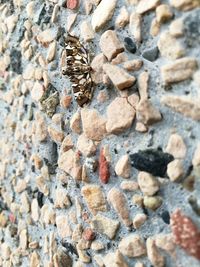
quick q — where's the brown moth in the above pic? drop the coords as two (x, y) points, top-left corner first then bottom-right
(61, 34), (93, 107)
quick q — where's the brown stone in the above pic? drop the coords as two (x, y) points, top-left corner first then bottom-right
(138, 71), (149, 100)
(91, 53), (107, 84)
(123, 59), (143, 71)
(70, 111), (82, 134)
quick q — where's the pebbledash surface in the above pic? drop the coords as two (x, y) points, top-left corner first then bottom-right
(0, 0), (200, 267)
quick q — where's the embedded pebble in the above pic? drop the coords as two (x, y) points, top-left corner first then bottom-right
(115, 6), (129, 29)
(124, 37), (137, 53)
(165, 133), (187, 159)
(156, 4), (173, 23)
(138, 71), (149, 100)
(123, 59), (143, 71)
(167, 159), (184, 181)
(143, 196), (163, 210)
(170, 0), (200, 11)
(119, 234), (146, 258)
(146, 237), (165, 267)
(142, 46), (159, 62)
(138, 171), (159, 196)
(120, 181), (139, 191)
(192, 143), (200, 166)
(133, 213), (147, 229)
(169, 18), (184, 37)
(103, 250), (129, 267)
(115, 154), (131, 178)
(136, 0), (160, 14)
(77, 134), (97, 157)
(129, 12), (142, 43)
(80, 20), (94, 42)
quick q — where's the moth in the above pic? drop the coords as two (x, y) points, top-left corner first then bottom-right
(61, 34), (93, 107)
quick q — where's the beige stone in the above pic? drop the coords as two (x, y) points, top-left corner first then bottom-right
(161, 95), (200, 120)
(91, 214), (119, 239)
(170, 0), (200, 11)
(77, 134), (97, 157)
(132, 194), (144, 207)
(56, 215), (72, 238)
(77, 248), (91, 263)
(115, 6), (129, 28)
(37, 28), (57, 47)
(120, 181), (139, 191)
(91, 0), (117, 31)
(84, 0), (93, 15)
(155, 234), (176, 255)
(119, 234), (146, 258)
(123, 59), (143, 71)
(192, 143), (200, 167)
(115, 155), (131, 178)
(31, 81), (44, 102)
(138, 71), (149, 100)
(58, 149), (82, 180)
(167, 159), (184, 181)
(156, 4), (173, 23)
(143, 196), (162, 210)
(136, 0), (160, 14)
(33, 112), (48, 142)
(60, 134), (73, 154)
(166, 133), (187, 159)
(54, 188), (71, 209)
(70, 111), (82, 134)
(30, 251), (40, 267)
(100, 30), (124, 61)
(104, 250), (129, 267)
(31, 198), (40, 222)
(91, 53), (107, 84)
(135, 263), (145, 267)
(158, 31), (185, 60)
(67, 13), (77, 32)
(47, 41), (56, 62)
(138, 171), (159, 196)
(40, 204), (56, 225)
(97, 90), (109, 103)
(135, 122), (148, 132)
(133, 213), (147, 229)
(150, 18), (161, 37)
(136, 99), (162, 125)
(91, 241), (105, 251)
(19, 229), (28, 250)
(169, 18), (184, 37)
(48, 126), (64, 143)
(146, 237), (165, 267)
(111, 52), (128, 65)
(1, 243), (11, 260)
(60, 95), (72, 108)
(106, 97), (136, 134)
(81, 184), (107, 215)
(81, 108), (107, 141)
(80, 20), (94, 42)
(161, 57), (197, 85)
(129, 11), (142, 42)
(108, 187), (131, 226)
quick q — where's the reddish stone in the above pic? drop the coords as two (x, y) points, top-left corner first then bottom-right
(60, 95), (72, 108)
(66, 0), (79, 9)
(99, 148), (110, 184)
(82, 228), (96, 241)
(9, 213), (15, 223)
(170, 209), (200, 260)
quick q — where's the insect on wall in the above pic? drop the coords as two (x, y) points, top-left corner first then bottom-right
(61, 34), (93, 107)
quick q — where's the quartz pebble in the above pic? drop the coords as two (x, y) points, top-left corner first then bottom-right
(144, 196), (162, 210)
(91, 0), (117, 32)
(103, 64), (135, 90)
(91, 213), (119, 239)
(165, 133), (187, 159)
(156, 4), (173, 23)
(70, 111), (82, 135)
(192, 143), (200, 166)
(80, 20), (94, 42)
(106, 97), (136, 134)
(108, 187), (131, 226)
(100, 30), (124, 61)
(115, 6), (129, 29)
(115, 155), (131, 178)
(167, 159), (184, 181)
(133, 213), (147, 229)
(119, 234), (146, 258)
(77, 134), (97, 157)
(169, 18), (184, 37)
(138, 171), (159, 196)
(37, 28), (57, 47)
(150, 18), (161, 37)
(146, 237), (165, 267)
(129, 12), (142, 43)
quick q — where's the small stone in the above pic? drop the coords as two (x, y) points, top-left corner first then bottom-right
(166, 133), (187, 159)
(54, 188), (71, 209)
(156, 4), (173, 23)
(91, 213), (119, 239)
(84, 0), (93, 15)
(77, 134), (97, 157)
(130, 149), (174, 177)
(53, 248), (73, 267)
(170, 0), (200, 11)
(192, 143), (200, 167)
(94, 255), (104, 267)
(160, 210), (170, 224)
(193, 70), (200, 87)
(115, 155), (131, 178)
(135, 263), (144, 267)
(58, 149), (82, 180)
(158, 31), (185, 60)
(135, 122), (148, 132)
(103, 250), (129, 267)
(170, 209), (200, 260)
(56, 215), (72, 238)
(161, 57), (197, 85)
(108, 187), (131, 226)
(67, 0), (79, 9)
(37, 28), (58, 47)
(124, 37), (137, 53)
(26, 1), (35, 17)
(161, 95), (200, 121)
(19, 229), (28, 250)
(146, 237), (165, 267)
(80, 20), (94, 42)
(67, 13), (77, 31)
(31, 81), (44, 102)
(155, 234), (176, 255)
(1, 243), (11, 260)
(70, 111), (82, 135)
(133, 213), (147, 229)
(129, 12), (142, 42)
(91, 0), (117, 31)
(81, 108), (107, 141)
(132, 194), (143, 207)
(48, 126), (64, 143)
(138, 71), (149, 100)
(51, 4), (59, 23)
(31, 198), (40, 222)
(99, 148), (110, 184)
(169, 18), (184, 37)
(60, 95), (72, 108)
(100, 30), (124, 61)
(81, 184), (107, 215)
(106, 97), (136, 134)
(123, 59), (143, 71)
(30, 251), (40, 267)
(91, 53), (107, 84)
(136, 0), (160, 14)
(97, 90), (109, 103)
(167, 159), (184, 181)
(150, 18), (161, 37)
(142, 47), (159, 62)
(143, 196), (162, 210)
(82, 228), (95, 241)
(119, 234), (146, 258)
(111, 52), (128, 65)
(115, 6), (129, 29)
(136, 99), (162, 125)
(91, 241), (105, 251)
(60, 134), (73, 154)
(138, 171), (159, 196)
(120, 181), (139, 191)
(47, 41), (56, 62)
